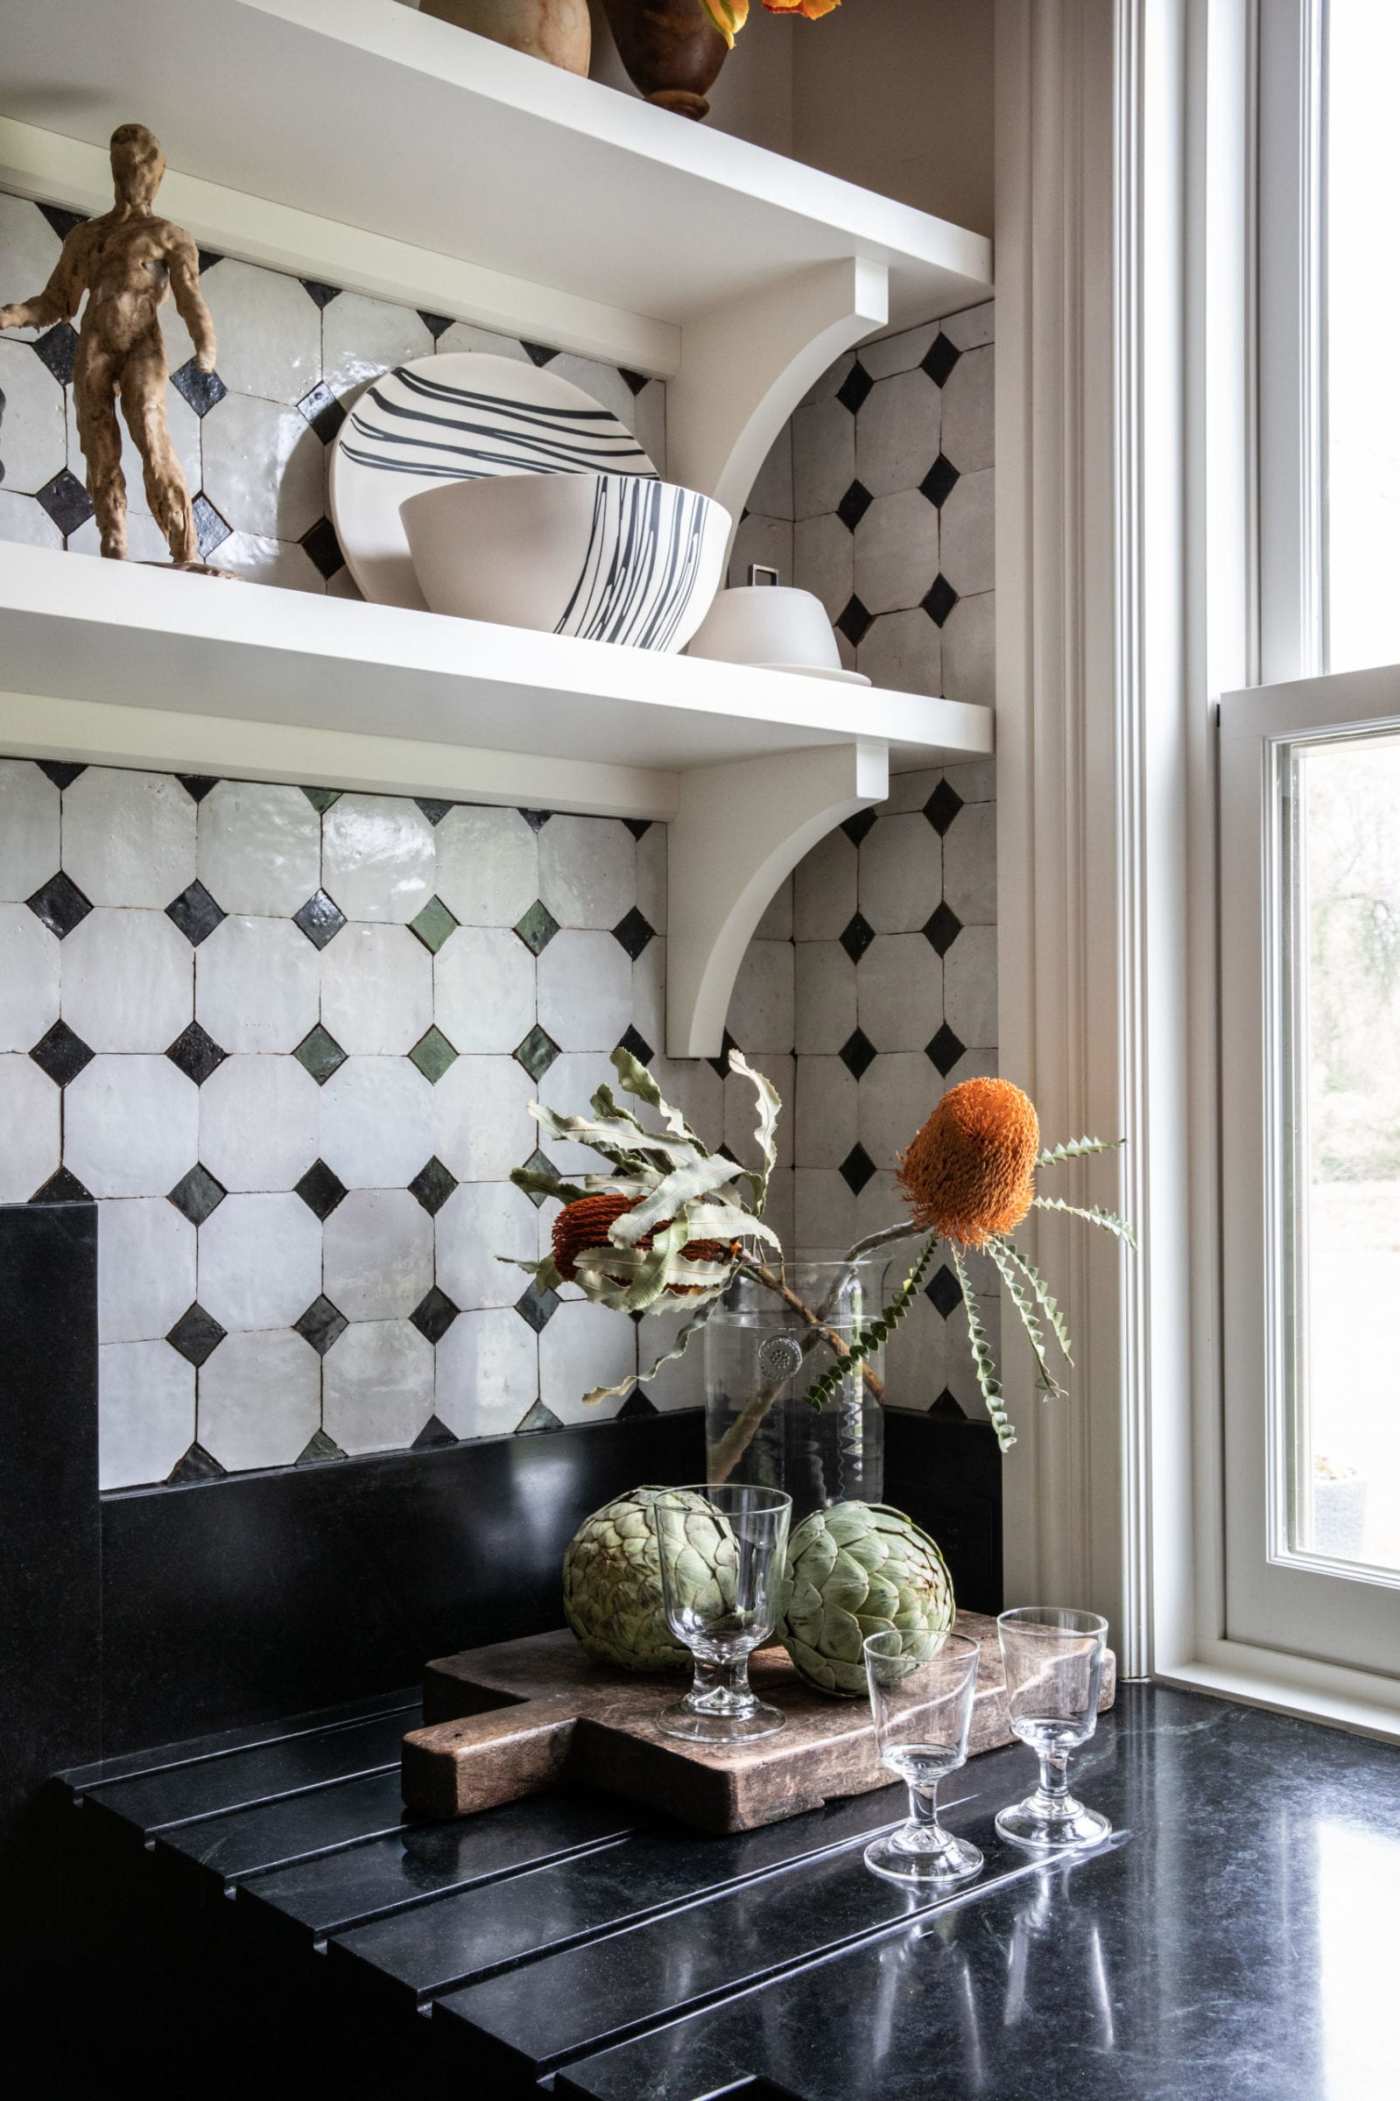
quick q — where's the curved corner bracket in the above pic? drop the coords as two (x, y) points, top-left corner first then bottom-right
(665, 740), (889, 1059)
(666, 257), (890, 554)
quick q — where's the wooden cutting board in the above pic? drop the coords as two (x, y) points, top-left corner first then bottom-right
(402, 1613), (1117, 1835)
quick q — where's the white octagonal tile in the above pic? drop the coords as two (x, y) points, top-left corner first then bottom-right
(538, 1299), (636, 1423)
(199, 1053), (320, 1192)
(64, 1054), (199, 1197)
(201, 390), (325, 542)
(197, 1191), (322, 1332)
(323, 1318), (435, 1455)
(98, 1197), (196, 1344)
(199, 1328), (321, 1471)
(435, 804), (538, 928)
(430, 1054), (537, 1184)
(324, 1187), (433, 1320)
(196, 915), (320, 1053)
(321, 922), (432, 1056)
(99, 1340), (194, 1491)
(318, 1055), (433, 1188)
(61, 907), (192, 1052)
(0, 904), (58, 1052)
(435, 1308), (538, 1439)
(436, 926), (535, 1055)
(0, 1054), (59, 1199)
(322, 794), (436, 925)
(0, 337), (68, 493)
(0, 759), (59, 902)
(197, 779), (322, 916)
(435, 1179), (538, 1311)
(62, 767), (196, 909)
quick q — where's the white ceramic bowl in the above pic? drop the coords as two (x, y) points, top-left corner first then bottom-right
(401, 473), (729, 651)
(686, 584), (856, 676)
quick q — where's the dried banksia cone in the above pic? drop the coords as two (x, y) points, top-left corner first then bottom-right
(897, 1078), (1040, 1248)
(551, 1192), (731, 1292)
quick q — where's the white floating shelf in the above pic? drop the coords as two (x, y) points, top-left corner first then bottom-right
(0, 547), (992, 1054)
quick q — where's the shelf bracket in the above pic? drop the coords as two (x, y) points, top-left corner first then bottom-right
(666, 739), (889, 1059)
(667, 257), (890, 545)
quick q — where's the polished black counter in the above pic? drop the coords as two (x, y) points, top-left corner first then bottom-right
(60, 1681), (1400, 2097)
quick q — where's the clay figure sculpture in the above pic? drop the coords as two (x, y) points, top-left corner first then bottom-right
(0, 124), (215, 564)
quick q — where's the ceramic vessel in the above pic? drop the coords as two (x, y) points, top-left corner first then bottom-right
(688, 583), (870, 683)
(600, 0), (729, 120)
(419, 0), (591, 73)
(401, 471), (730, 649)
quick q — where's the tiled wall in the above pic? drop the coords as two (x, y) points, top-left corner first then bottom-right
(0, 189), (665, 580)
(0, 192), (996, 1486)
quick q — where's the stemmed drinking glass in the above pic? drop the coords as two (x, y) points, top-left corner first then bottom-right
(995, 1606), (1111, 1850)
(653, 1484), (791, 1744)
(861, 1628), (984, 1888)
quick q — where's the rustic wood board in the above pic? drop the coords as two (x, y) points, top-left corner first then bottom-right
(402, 1613), (1117, 1835)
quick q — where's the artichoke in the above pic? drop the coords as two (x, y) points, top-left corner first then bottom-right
(778, 1501), (955, 1695)
(562, 1486), (726, 1672)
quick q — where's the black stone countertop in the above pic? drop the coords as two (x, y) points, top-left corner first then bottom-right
(61, 1682), (1400, 2097)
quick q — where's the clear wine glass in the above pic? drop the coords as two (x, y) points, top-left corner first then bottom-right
(653, 1483), (791, 1744)
(861, 1628), (984, 1888)
(995, 1606), (1111, 1850)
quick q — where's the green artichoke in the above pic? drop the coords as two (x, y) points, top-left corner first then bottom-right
(562, 1486), (724, 1672)
(778, 1501), (955, 1695)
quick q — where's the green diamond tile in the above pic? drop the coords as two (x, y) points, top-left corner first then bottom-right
(409, 1025), (459, 1084)
(301, 785), (342, 813)
(293, 1022), (348, 1086)
(514, 898), (560, 956)
(514, 1023), (560, 1082)
(409, 894), (459, 954)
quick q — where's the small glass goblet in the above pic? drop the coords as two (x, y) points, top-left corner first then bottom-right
(995, 1606), (1111, 1851)
(653, 1484), (792, 1744)
(862, 1628), (984, 1889)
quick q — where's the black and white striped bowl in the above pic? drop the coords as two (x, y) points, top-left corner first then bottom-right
(401, 472), (731, 652)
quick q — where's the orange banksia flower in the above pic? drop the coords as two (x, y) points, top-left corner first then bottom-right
(897, 1078), (1040, 1248)
(552, 1192), (732, 1292)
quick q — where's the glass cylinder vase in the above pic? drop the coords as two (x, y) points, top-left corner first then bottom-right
(703, 1256), (886, 1521)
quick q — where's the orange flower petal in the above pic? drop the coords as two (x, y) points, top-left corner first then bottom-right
(702, 0), (750, 45)
(897, 1078), (1041, 1248)
(763, 0), (843, 18)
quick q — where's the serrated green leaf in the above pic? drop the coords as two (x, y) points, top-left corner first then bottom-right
(509, 1165), (587, 1202)
(610, 1152), (748, 1247)
(1036, 1135), (1125, 1169)
(993, 1237), (1074, 1363)
(728, 1050), (780, 1214)
(949, 1243), (1017, 1452)
(581, 1294), (721, 1406)
(984, 1238), (1067, 1399)
(1033, 1195), (1139, 1250)
(610, 1046), (706, 1150)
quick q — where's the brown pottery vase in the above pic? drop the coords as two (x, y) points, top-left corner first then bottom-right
(420, 0), (592, 74)
(600, 0), (729, 121)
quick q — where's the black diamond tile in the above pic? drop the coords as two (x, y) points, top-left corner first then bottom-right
(922, 574), (959, 629)
(32, 322), (78, 386)
(415, 798), (454, 828)
(920, 453), (960, 509)
(516, 1146), (556, 1209)
(35, 468), (93, 537)
(300, 515), (344, 579)
(521, 341), (557, 368)
(518, 807), (553, 831)
(37, 202), (87, 241)
(171, 359), (227, 418)
(408, 1155), (457, 1217)
(923, 900), (963, 956)
(301, 785), (342, 813)
(618, 367), (650, 398)
(197, 248), (223, 276)
(611, 906), (655, 960)
(708, 1028), (738, 1079)
(926, 1265), (962, 1319)
(166, 1021), (227, 1086)
(515, 1283), (559, 1333)
(623, 817), (652, 840)
(36, 761), (85, 790)
(294, 1295), (348, 1356)
(839, 1143), (876, 1195)
(297, 380), (346, 444)
(292, 888), (346, 949)
(836, 478), (873, 532)
(300, 277), (341, 309)
(293, 1024), (348, 1086)
(842, 808), (878, 847)
(192, 492), (232, 560)
(839, 1027), (877, 1081)
(297, 1428), (345, 1465)
(835, 594), (873, 647)
(921, 333), (962, 388)
(514, 1024), (560, 1083)
(927, 1022), (966, 1077)
(516, 1401), (563, 1433)
(418, 310), (453, 341)
(929, 1386), (969, 1420)
(413, 1414), (459, 1450)
(513, 899), (559, 956)
(26, 870), (92, 940)
(176, 773), (218, 803)
(166, 879), (225, 947)
(839, 911), (876, 964)
(30, 1166), (92, 1204)
(168, 1163), (226, 1227)
(29, 1019), (93, 1087)
(924, 778), (965, 835)
(836, 359), (874, 415)
(410, 1286), (459, 1346)
(618, 1390), (658, 1419)
(294, 1158), (347, 1221)
(166, 1303), (226, 1368)
(167, 1442), (226, 1485)
(616, 1023), (653, 1067)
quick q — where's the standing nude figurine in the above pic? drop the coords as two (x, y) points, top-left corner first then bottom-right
(0, 123), (216, 564)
